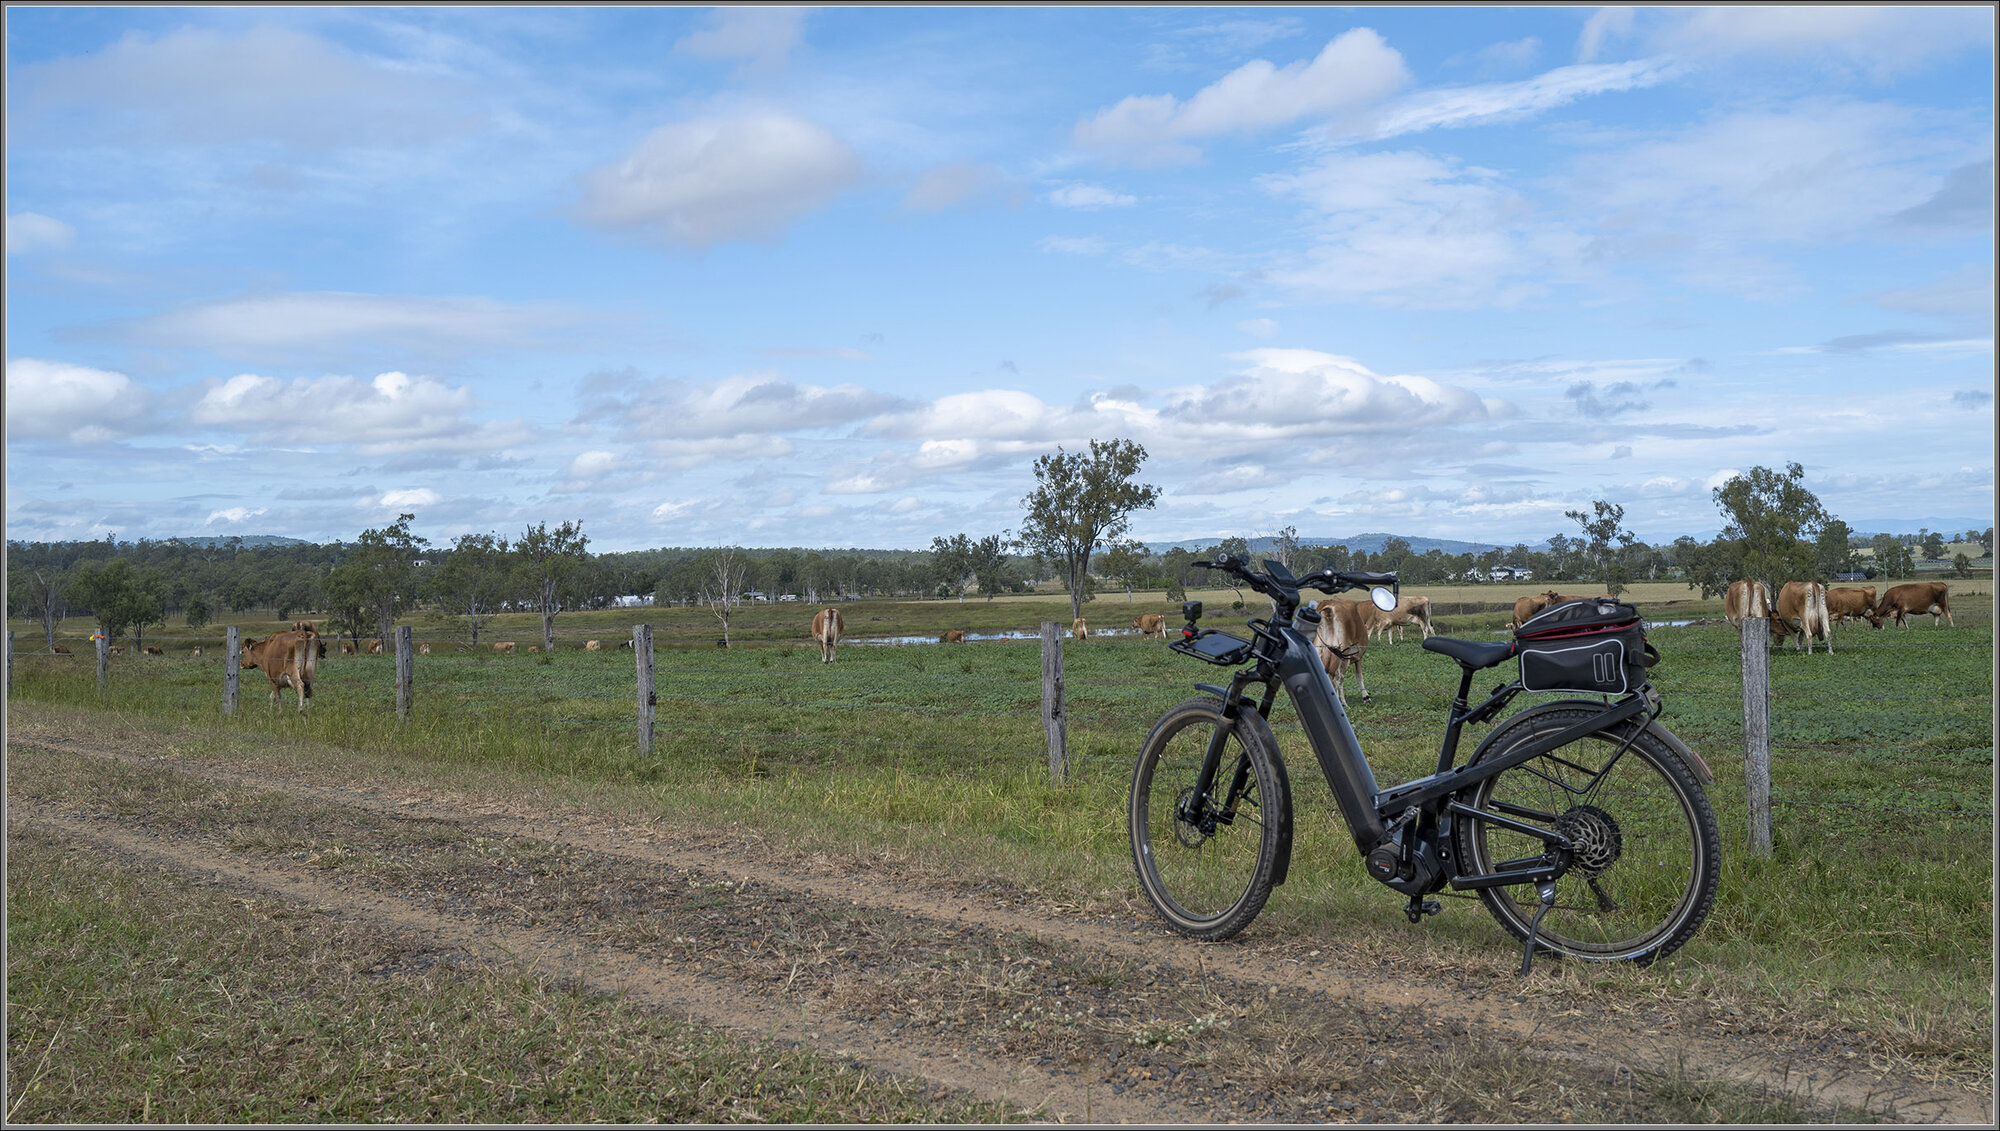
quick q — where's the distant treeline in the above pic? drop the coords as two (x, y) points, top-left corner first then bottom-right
(8, 520), (1990, 648)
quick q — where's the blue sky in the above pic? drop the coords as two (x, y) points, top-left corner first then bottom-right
(6, 5), (1993, 553)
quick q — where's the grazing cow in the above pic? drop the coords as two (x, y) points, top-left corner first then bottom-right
(368, 639), (384, 655)
(528, 645), (539, 653)
(940, 630), (968, 643)
(1312, 598), (1373, 708)
(51, 644), (71, 654)
(619, 639), (633, 650)
(1508, 590), (1563, 630)
(144, 645), (164, 655)
(1725, 579), (1773, 629)
(419, 643), (431, 655)
(494, 641), (517, 653)
(1367, 594), (1435, 643)
(1874, 581), (1954, 629)
(585, 640), (602, 652)
(189, 646), (203, 657)
(1826, 586), (1880, 627)
(340, 641), (356, 654)
(1133, 613), (1167, 639)
(1072, 617), (1089, 641)
(1770, 581), (1833, 653)
(811, 607), (844, 663)
(239, 621), (320, 713)
(109, 646), (124, 655)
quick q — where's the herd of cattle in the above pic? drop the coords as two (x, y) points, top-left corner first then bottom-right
(58, 579), (1961, 715)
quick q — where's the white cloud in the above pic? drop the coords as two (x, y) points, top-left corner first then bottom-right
(1046, 183), (1137, 209)
(381, 488), (440, 508)
(1647, 6), (1992, 78)
(5, 358), (150, 443)
(119, 291), (578, 358)
(190, 370), (535, 455)
(578, 111), (862, 250)
(12, 26), (472, 149)
(1168, 348), (1502, 440)
(1072, 29), (1409, 163)
(1354, 57), (1683, 141)
(1577, 7), (1636, 63)
(676, 6), (809, 70)
(204, 506), (268, 525)
(600, 372), (896, 441)
(6, 212), (75, 255)
(1260, 150), (1572, 308)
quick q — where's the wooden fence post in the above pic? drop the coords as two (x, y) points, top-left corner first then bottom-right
(1041, 622), (1068, 783)
(1741, 616), (1772, 858)
(395, 626), (414, 720)
(97, 634), (110, 698)
(634, 625), (655, 758)
(224, 626), (240, 715)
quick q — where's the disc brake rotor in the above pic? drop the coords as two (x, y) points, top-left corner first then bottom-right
(1172, 787), (1212, 847)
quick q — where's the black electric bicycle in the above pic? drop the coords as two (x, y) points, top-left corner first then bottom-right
(1128, 554), (1719, 972)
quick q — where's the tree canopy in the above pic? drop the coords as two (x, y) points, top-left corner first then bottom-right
(1016, 438), (1160, 622)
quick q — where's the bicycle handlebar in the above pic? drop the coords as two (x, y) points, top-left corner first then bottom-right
(1192, 553), (1398, 603)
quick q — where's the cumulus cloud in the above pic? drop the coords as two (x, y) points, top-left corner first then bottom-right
(1072, 29), (1409, 163)
(190, 370), (537, 455)
(1046, 183), (1137, 209)
(381, 488), (441, 508)
(578, 111), (862, 250)
(5, 358), (151, 443)
(11, 26), (473, 149)
(1166, 349), (1501, 440)
(6, 212), (75, 255)
(594, 372), (898, 442)
(205, 506), (267, 526)
(113, 291), (578, 359)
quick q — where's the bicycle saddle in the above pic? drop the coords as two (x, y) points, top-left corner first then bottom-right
(1421, 636), (1515, 670)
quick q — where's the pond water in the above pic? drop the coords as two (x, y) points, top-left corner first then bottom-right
(853, 627), (1144, 646)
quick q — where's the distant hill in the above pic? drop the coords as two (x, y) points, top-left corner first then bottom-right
(1147, 533), (1519, 556)
(166, 535), (313, 549)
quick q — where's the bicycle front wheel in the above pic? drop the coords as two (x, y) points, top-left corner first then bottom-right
(1129, 697), (1291, 940)
(1452, 706), (1719, 964)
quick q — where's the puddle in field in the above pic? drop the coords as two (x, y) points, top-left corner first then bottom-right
(855, 628), (1146, 646)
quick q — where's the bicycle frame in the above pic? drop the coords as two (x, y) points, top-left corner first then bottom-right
(1179, 571), (1657, 893)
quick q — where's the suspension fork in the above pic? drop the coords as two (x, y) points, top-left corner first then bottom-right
(1181, 668), (1268, 827)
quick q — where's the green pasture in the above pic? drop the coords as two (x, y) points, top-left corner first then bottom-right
(6, 590), (1992, 1080)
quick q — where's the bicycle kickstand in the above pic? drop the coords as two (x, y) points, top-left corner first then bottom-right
(1519, 880), (1558, 976)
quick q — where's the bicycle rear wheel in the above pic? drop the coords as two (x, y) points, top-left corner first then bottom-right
(1129, 697), (1290, 940)
(1452, 706), (1719, 964)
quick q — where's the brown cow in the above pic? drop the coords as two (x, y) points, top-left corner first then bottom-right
(340, 641), (357, 654)
(1508, 590), (1563, 629)
(1770, 581), (1833, 653)
(1367, 595), (1435, 642)
(1725, 579), (1773, 629)
(1826, 585), (1880, 627)
(1313, 598), (1373, 708)
(940, 630), (968, 643)
(1874, 581), (1954, 628)
(811, 608), (844, 663)
(143, 645), (164, 655)
(368, 639), (384, 655)
(1132, 613), (1167, 639)
(1071, 617), (1089, 641)
(585, 640), (602, 652)
(493, 641), (517, 653)
(239, 621), (320, 713)
(418, 643), (432, 655)
(189, 646), (203, 657)
(51, 644), (71, 654)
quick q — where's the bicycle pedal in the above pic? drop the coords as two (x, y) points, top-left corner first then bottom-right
(1402, 897), (1442, 923)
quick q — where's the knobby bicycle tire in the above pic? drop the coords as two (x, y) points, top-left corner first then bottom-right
(1129, 697), (1291, 940)
(1452, 705), (1719, 964)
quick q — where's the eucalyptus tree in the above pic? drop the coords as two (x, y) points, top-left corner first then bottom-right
(1018, 439), (1160, 623)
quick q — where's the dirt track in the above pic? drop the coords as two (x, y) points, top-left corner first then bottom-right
(7, 726), (1988, 1124)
